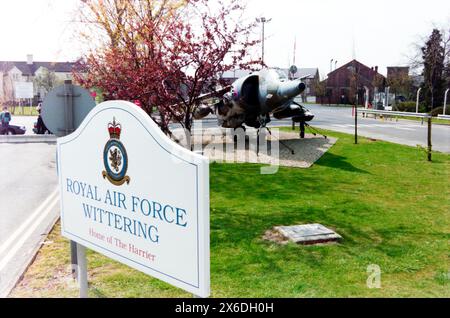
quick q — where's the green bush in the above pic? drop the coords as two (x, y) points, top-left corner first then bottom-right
(397, 101), (426, 113)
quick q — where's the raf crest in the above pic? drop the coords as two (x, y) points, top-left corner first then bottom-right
(102, 117), (130, 186)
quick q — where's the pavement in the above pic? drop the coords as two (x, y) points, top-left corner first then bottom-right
(0, 143), (59, 297)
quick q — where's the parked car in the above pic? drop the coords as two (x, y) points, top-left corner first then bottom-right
(395, 95), (407, 103)
(1, 124), (26, 135)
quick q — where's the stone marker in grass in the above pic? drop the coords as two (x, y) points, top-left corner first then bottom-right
(275, 224), (342, 245)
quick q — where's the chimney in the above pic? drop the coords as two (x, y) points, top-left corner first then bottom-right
(26, 54), (33, 65)
(375, 66), (378, 73)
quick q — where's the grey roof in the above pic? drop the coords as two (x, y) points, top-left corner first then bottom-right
(0, 61), (76, 75)
(275, 67), (319, 79)
(222, 68), (319, 80)
(221, 69), (253, 79)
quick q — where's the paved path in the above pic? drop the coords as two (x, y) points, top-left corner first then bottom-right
(0, 143), (59, 297)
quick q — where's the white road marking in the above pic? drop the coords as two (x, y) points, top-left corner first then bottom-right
(0, 188), (58, 257)
(0, 189), (59, 272)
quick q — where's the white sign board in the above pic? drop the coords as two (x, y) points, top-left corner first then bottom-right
(57, 101), (210, 297)
(14, 81), (34, 99)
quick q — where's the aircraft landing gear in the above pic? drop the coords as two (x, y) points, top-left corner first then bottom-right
(300, 121), (305, 139)
(304, 122), (328, 139)
(257, 126), (295, 155)
(233, 126), (247, 143)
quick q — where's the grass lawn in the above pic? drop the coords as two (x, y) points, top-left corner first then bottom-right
(10, 128), (449, 298)
(8, 106), (39, 116)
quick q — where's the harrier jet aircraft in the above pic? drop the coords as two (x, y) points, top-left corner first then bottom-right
(193, 69), (316, 139)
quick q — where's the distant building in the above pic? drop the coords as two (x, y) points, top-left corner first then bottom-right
(387, 66), (409, 80)
(0, 54), (76, 103)
(323, 59), (385, 105)
(276, 67), (320, 100)
(220, 69), (253, 84)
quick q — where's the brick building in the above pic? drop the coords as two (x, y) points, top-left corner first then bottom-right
(322, 59), (385, 105)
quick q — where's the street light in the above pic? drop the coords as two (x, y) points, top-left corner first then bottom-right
(256, 17), (272, 68)
(443, 88), (449, 115)
(416, 88), (422, 113)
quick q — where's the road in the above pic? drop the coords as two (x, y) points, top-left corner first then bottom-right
(0, 143), (59, 297)
(12, 105), (450, 153)
(195, 104), (450, 153)
(9, 116), (35, 135)
(298, 104), (450, 153)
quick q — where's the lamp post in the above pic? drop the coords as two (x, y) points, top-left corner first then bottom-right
(256, 17), (272, 68)
(416, 87), (422, 113)
(443, 88), (449, 115)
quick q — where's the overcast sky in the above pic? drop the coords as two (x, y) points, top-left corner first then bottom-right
(0, 0), (448, 78)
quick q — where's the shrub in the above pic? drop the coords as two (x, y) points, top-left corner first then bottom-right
(397, 101), (427, 113)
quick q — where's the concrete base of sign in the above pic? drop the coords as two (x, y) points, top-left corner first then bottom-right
(186, 129), (337, 168)
(273, 224), (342, 245)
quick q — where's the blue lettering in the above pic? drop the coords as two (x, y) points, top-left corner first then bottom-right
(86, 185), (94, 200)
(148, 226), (159, 243)
(82, 203), (93, 218)
(163, 205), (175, 224)
(105, 210), (113, 226)
(176, 208), (188, 227)
(140, 199), (151, 216)
(123, 216), (133, 234)
(117, 192), (127, 209)
(66, 178), (73, 193)
(80, 182), (86, 197)
(94, 186), (101, 202)
(152, 201), (163, 221)
(114, 213), (122, 230)
(138, 222), (147, 239)
(104, 190), (113, 206)
(72, 181), (80, 195)
(131, 196), (139, 212)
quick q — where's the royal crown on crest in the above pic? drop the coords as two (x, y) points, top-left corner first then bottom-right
(108, 117), (122, 139)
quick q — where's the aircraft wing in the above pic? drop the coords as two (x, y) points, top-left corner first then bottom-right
(191, 85), (232, 104)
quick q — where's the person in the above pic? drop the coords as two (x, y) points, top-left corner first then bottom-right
(0, 106), (12, 135)
(35, 104), (49, 134)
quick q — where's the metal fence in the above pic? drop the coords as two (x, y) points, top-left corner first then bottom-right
(358, 109), (431, 119)
(354, 108), (433, 161)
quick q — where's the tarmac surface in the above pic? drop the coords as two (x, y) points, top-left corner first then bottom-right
(196, 104), (450, 153)
(0, 143), (59, 297)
